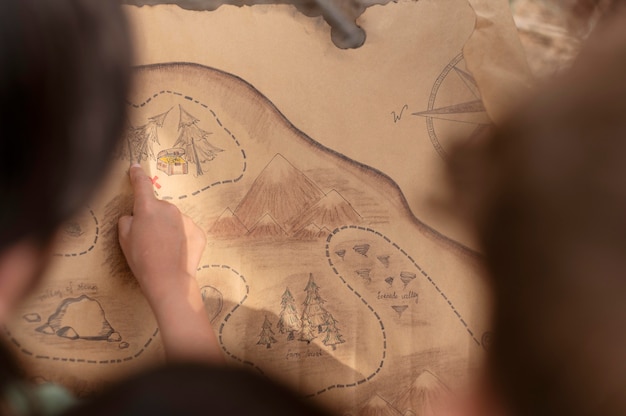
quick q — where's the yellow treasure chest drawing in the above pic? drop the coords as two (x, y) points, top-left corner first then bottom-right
(156, 148), (188, 176)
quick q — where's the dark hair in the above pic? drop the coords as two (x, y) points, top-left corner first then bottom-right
(0, 0), (132, 251)
(448, 7), (626, 416)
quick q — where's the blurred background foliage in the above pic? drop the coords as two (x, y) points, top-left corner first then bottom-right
(510, 0), (612, 77)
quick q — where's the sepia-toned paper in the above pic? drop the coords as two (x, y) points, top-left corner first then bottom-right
(4, 2), (530, 414)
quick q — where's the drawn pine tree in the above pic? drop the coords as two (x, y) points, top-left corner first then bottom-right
(116, 122), (136, 161)
(257, 315), (278, 349)
(277, 288), (301, 341)
(322, 313), (345, 351)
(299, 315), (316, 344)
(118, 109), (170, 162)
(174, 105), (223, 176)
(300, 274), (330, 336)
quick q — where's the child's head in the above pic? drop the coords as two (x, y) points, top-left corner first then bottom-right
(449, 6), (626, 416)
(0, 0), (131, 319)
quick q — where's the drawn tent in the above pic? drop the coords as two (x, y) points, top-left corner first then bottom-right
(3, 1), (531, 415)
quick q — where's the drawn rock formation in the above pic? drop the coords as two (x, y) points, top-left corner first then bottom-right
(36, 295), (120, 342)
(393, 370), (452, 415)
(234, 154), (325, 230)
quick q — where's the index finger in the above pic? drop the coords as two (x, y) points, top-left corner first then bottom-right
(129, 164), (157, 211)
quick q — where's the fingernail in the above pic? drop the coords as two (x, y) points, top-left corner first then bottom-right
(131, 163), (141, 169)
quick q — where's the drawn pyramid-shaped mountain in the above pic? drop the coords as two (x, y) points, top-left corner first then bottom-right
(234, 154), (324, 230)
(358, 394), (403, 416)
(318, 226), (332, 238)
(293, 223), (323, 240)
(210, 208), (248, 237)
(393, 370), (451, 415)
(290, 189), (361, 232)
(247, 213), (288, 238)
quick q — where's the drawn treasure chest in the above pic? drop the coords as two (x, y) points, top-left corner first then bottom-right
(156, 148), (188, 176)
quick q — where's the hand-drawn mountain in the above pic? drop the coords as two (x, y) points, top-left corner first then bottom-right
(393, 370), (451, 415)
(290, 189), (362, 232)
(234, 154), (325, 230)
(247, 213), (289, 238)
(358, 394), (403, 416)
(319, 226), (332, 237)
(292, 223), (333, 240)
(212, 153), (361, 240)
(210, 208), (249, 237)
(293, 223), (324, 240)
(36, 295), (121, 342)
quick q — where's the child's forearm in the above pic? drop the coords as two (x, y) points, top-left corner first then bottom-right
(150, 272), (224, 365)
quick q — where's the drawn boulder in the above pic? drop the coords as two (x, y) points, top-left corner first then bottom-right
(36, 295), (121, 342)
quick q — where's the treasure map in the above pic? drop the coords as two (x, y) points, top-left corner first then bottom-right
(4, 1), (531, 414)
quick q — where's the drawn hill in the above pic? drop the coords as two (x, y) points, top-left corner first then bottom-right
(358, 394), (403, 416)
(355, 371), (451, 416)
(234, 154), (324, 230)
(393, 371), (452, 415)
(247, 213), (288, 238)
(210, 208), (249, 237)
(289, 189), (362, 232)
(293, 223), (332, 240)
(211, 153), (363, 239)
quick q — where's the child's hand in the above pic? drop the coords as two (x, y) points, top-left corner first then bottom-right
(118, 164), (223, 364)
(118, 164), (205, 301)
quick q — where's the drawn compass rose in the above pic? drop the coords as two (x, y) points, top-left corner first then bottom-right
(413, 53), (492, 160)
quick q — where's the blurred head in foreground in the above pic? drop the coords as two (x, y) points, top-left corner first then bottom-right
(449, 4), (626, 416)
(0, 0), (131, 320)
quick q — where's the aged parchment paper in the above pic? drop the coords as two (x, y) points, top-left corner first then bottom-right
(4, 1), (530, 414)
